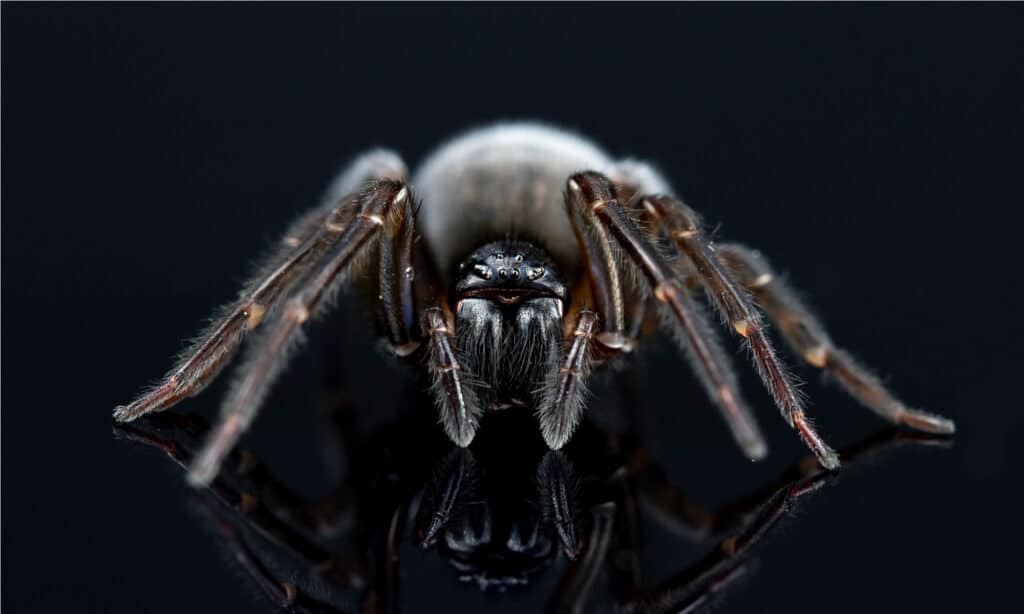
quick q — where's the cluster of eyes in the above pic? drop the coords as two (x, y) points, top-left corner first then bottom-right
(472, 253), (546, 281)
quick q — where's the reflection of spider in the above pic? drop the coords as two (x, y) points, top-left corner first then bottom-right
(117, 405), (948, 613)
(113, 123), (954, 486)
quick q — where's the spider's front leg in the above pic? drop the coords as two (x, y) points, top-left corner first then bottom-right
(113, 153), (407, 422)
(568, 172), (839, 470)
(189, 180), (411, 486)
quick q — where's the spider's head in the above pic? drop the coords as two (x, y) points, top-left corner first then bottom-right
(453, 241), (569, 310)
(452, 241), (568, 407)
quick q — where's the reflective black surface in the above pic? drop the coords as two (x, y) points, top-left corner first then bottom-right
(3, 4), (1022, 613)
(112, 402), (954, 614)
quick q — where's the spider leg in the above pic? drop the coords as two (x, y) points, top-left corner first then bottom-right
(567, 196), (627, 349)
(716, 243), (955, 434)
(538, 310), (599, 449)
(566, 174), (767, 461)
(638, 192), (841, 468)
(113, 155), (407, 423)
(570, 174), (837, 469)
(189, 180), (409, 486)
(379, 188), (420, 355)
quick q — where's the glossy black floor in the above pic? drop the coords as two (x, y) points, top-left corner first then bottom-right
(4, 4), (1021, 613)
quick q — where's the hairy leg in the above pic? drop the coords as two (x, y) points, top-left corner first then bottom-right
(717, 243), (955, 434)
(189, 181), (409, 486)
(561, 177), (770, 460)
(569, 173), (837, 469)
(113, 152), (406, 422)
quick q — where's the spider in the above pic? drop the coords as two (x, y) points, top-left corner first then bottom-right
(113, 122), (955, 487)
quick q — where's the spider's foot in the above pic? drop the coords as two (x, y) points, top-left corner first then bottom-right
(816, 449), (841, 471)
(793, 410), (841, 471)
(187, 453), (219, 488)
(112, 402), (143, 423)
(113, 380), (181, 422)
(898, 408), (956, 435)
(742, 438), (769, 462)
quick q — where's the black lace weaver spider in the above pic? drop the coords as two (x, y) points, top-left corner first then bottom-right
(113, 123), (954, 487)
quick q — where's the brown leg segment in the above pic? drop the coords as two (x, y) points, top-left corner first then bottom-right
(112, 195), (365, 423)
(565, 174), (765, 458)
(112, 156), (408, 423)
(717, 243), (955, 434)
(379, 194), (420, 356)
(567, 174), (769, 462)
(640, 194), (841, 468)
(569, 173), (838, 470)
(566, 196), (627, 349)
(189, 181), (409, 486)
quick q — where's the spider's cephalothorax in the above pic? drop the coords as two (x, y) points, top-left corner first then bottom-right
(113, 122), (955, 486)
(453, 241), (568, 411)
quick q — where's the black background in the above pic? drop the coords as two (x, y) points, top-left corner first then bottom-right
(4, 4), (1022, 613)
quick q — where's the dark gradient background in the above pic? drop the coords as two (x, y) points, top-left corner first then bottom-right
(3, 4), (1022, 613)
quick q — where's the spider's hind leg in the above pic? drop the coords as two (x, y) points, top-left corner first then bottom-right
(569, 174), (838, 469)
(716, 243), (955, 434)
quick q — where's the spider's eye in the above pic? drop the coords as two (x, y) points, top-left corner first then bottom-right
(498, 268), (508, 280)
(473, 264), (492, 280)
(509, 268), (520, 280)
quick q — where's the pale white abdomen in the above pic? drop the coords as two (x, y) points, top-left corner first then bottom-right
(413, 123), (617, 279)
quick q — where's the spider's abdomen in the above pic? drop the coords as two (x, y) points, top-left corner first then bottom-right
(413, 123), (614, 280)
